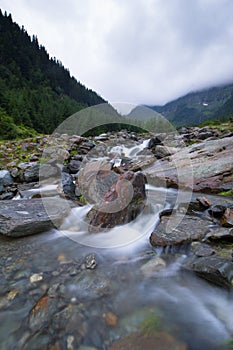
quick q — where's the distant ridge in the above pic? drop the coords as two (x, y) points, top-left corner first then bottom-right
(0, 10), (105, 134)
(149, 83), (233, 127)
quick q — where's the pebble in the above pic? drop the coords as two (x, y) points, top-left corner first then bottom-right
(29, 273), (43, 283)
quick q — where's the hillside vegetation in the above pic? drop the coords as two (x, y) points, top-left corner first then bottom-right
(150, 83), (233, 127)
(0, 10), (105, 138)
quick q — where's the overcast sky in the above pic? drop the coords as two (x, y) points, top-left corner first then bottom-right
(1, 0), (233, 105)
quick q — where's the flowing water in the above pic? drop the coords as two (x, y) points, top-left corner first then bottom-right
(0, 140), (233, 350)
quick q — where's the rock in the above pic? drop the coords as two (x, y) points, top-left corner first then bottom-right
(205, 227), (233, 242)
(220, 208), (233, 227)
(39, 164), (59, 179)
(23, 163), (40, 182)
(144, 136), (233, 193)
(154, 145), (176, 159)
(147, 136), (163, 149)
(95, 133), (109, 141)
(191, 242), (216, 257)
(140, 257), (166, 277)
(150, 215), (209, 247)
(0, 198), (70, 237)
(61, 172), (75, 198)
(30, 273), (43, 283)
(67, 160), (82, 174)
(87, 171), (146, 231)
(0, 170), (14, 191)
(0, 170), (17, 199)
(208, 205), (226, 218)
(65, 270), (111, 301)
(109, 331), (187, 350)
(78, 160), (118, 204)
(84, 253), (98, 270)
(103, 312), (118, 327)
(197, 131), (213, 140)
(29, 294), (58, 331)
(196, 196), (212, 208)
(80, 141), (95, 150)
(183, 255), (233, 288)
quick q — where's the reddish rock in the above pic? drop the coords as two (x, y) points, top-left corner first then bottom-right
(220, 208), (233, 227)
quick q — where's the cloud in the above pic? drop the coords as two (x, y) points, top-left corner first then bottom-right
(1, 0), (233, 105)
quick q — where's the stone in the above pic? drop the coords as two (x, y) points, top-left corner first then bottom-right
(87, 171), (146, 231)
(205, 227), (233, 242)
(208, 205), (226, 218)
(140, 257), (166, 277)
(29, 294), (58, 331)
(0, 170), (16, 199)
(183, 255), (233, 288)
(78, 159), (119, 204)
(23, 163), (40, 182)
(67, 160), (82, 174)
(196, 196), (212, 208)
(220, 208), (233, 227)
(39, 164), (59, 179)
(103, 312), (118, 327)
(30, 273), (43, 283)
(109, 331), (187, 350)
(65, 270), (112, 301)
(154, 145), (176, 159)
(150, 215), (210, 247)
(191, 242), (216, 257)
(84, 253), (98, 270)
(0, 198), (70, 237)
(61, 172), (75, 198)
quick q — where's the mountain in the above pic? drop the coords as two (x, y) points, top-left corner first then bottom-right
(149, 83), (233, 127)
(0, 10), (105, 138)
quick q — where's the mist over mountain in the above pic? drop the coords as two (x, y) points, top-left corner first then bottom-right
(149, 83), (233, 127)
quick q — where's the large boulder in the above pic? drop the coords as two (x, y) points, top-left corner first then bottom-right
(0, 198), (70, 237)
(86, 171), (146, 232)
(183, 255), (233, 288)
(0, 170), (17, 200)
(150, 214), (210, 247)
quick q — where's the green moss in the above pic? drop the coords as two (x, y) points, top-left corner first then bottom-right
(222, 338), (233, 349)
(140, 314), (160, 336)
(78, 195), (87, 205)
(217, 190), (233, 197)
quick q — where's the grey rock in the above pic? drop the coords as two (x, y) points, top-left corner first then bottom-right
(183, 255), (233, 288)
(150, 214), (210, 247)
(0, 170), (14, 193)
(23, 163), (40, 183)
(0, 198), (70, 237)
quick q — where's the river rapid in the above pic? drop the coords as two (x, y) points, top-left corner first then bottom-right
(0, 140), (232, 350)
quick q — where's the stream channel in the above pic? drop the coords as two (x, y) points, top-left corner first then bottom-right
(0, 139), (232, 350)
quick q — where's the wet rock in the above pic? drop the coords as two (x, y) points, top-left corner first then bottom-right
(29, 294), (58, 331)
(208, 205), (226, 218)
(61, 172), (75, 198)
(39, 164), (59, 179)
(109, 331), (187, 350)
(52, 305), (86, 343)
(144, 135), (233, 193)
(220, 208), (233, 227)
(0, 198), (70, 237)
(87, 171), (146, 231)
(103, 312), (118, 327)
(196, 196), (212, 208)
(67, 160), (82, 174)
(22, 162), (40, 182)
(183, 255), (233, 288)
(205, 227), (233, 242)
(78, 159), (119, 204)
(154, 145), (176, 159)
(140, 257), (166, 277)
(65, 270), (111, 301)
(147, 136), (163, 149)
(30, 273), (43, 283)
(0, 170), (17, 199)
(84, 253), (98, 270)
(191, 242), (216, 257)
(150, 215), (209, 247)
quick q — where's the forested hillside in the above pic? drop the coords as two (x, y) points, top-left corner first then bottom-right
(0, 10), (105, 138)
(150, 83), (233, 127)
